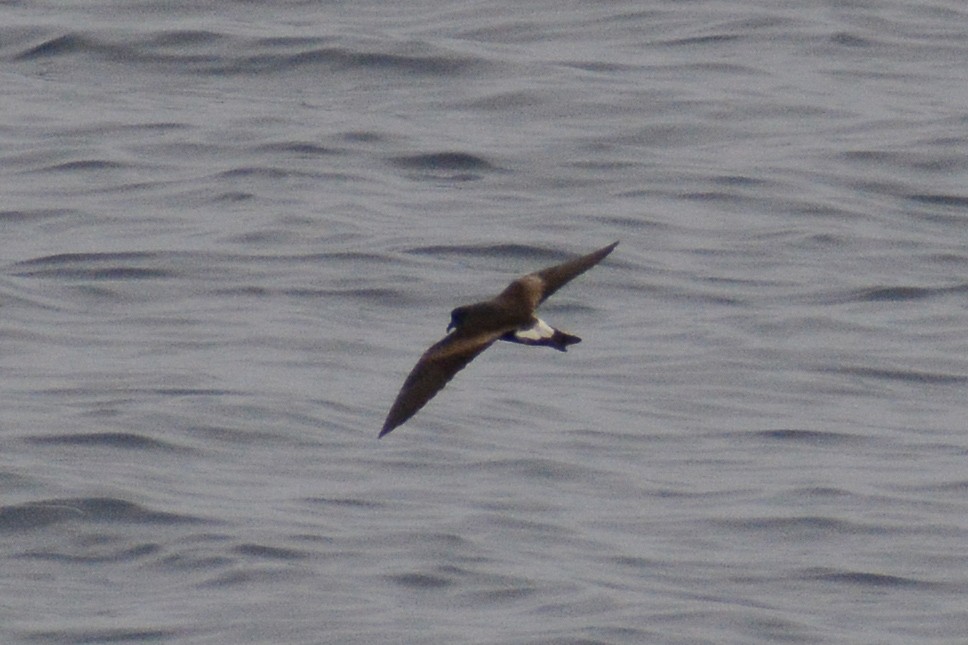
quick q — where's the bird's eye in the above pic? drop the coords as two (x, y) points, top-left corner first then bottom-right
(448, 307), (466, 331)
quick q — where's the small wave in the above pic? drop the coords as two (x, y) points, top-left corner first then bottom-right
(11, 29), (484, 79)
(304, 496), (385, 509)
(753, 429), (866, 445)
(855, 284), (968, 302)
(18, 627), (182, 643)
(903, 479), (968, 493)
(284, 287), (411, 303)
(800, 567), (939, 589)
(660, 33), (743, 47)
(407, 243), (566, 263)
(0, 208), (76, 223)
(147, 29), (224, 48)
(222, 45), (483, 77)
(715, 516), (882, 536)
(10, 251), (176, 280)
(830, 32), (874, 48)
(35, 159), (127, 173)
(0, 497), (204, 533)
(390, 151), (500, 181)
(12, 251), (161, 267)
(908, 193), (968, 208)
(338, 50), (476, 76)
(13, 266), (172, 280)
(387, 571), (454, 589)
(855, 286), (940, 302)
(255, 141), (342, 156)
(13, 33), (88, 61)
(26, 431), (186, 452)
(805, 282), (968, 305)
(339, 130), (387, 144)
(832, 366), (968, 385)
(21, 542), (160, 564)
(210, 191), (255, 203)
(215, 166), (311, 180)
(233, 543), (308, 561)
(472, 457), (601, 483)
(151, 388), (234, 396)
(198, 567), (304, 589)
(462, 90), (546, 111)
(391, 151), (497, 172)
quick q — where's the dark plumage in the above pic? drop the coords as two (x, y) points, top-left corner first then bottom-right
(380, 241), (617, 438)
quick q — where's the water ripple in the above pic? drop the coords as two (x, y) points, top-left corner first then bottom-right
(0, 498), (205, 533)
(800, 567), (942, 590)
(26, 432), (187, 452)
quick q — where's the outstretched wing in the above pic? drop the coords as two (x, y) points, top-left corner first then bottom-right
(379, 329), (502, 437)
(529, 241), (618, 305)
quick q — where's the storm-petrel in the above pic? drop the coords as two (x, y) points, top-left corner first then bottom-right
(379, 241), (617, 437)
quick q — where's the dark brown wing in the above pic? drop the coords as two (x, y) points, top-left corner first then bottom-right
(379, 328), (502, 437)
(529, 241), (618, 305)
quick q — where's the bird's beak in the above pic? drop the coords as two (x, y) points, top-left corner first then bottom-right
(446, 321), (455, 332)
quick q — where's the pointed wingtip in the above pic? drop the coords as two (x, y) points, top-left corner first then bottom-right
(591, 240), (619, 261)
(595, 240), (619, 264)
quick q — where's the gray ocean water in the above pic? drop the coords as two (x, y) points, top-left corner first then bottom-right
(3, 1), (968, 643)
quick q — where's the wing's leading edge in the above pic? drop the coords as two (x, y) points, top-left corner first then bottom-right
(531, 241), (618, 304)
(379, 330), (501, 438)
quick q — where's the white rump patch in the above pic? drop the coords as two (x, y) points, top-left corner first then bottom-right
(514, 317), (556, 342)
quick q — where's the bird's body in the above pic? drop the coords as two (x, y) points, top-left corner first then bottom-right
(380, 241), (617, 437)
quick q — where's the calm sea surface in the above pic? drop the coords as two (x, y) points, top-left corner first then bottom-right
(3, 1), (968, 643)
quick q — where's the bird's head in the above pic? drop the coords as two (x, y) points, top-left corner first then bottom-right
(447, 306), (468, 332)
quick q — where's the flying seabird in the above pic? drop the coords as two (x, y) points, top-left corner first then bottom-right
(380, 241), (618, 438)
